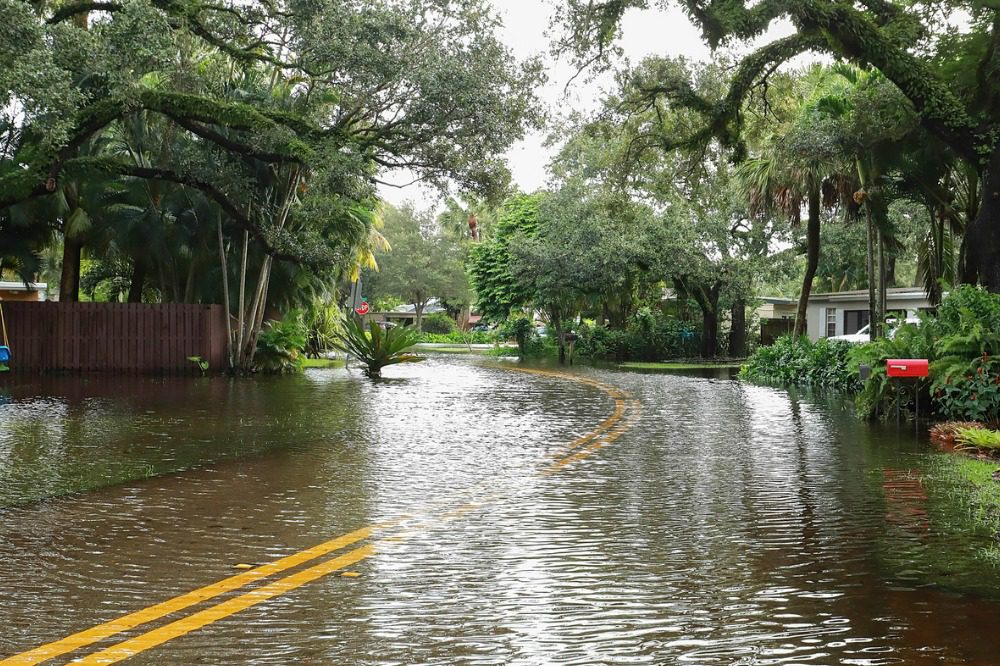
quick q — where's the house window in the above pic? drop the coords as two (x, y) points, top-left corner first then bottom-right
(826, 308), (837, 337)
(844, 310), (870, 335)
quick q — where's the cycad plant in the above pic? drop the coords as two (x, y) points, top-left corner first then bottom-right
(333, 317), (423, 378)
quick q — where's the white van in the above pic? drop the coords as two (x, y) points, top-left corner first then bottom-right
(829, 317), (921, 344)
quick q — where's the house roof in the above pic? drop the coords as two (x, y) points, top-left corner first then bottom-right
(760, 296), (796, 305)
(0, 281), (47, 292)
(808, 287), (933, 303)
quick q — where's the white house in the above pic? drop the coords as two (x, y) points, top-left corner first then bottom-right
(0, 280), (48, 302)
(805, 287), (936, 341)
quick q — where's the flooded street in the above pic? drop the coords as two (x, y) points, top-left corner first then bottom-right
(3, 356), (1000, 664)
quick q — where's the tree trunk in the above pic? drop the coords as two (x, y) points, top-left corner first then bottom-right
(59, 238), (83, 302)
(866, 210), (876, 339)
(793, 185), (821, 338)
(877, 230), (887, 335)
(217, 218), (234, 371)
(127, 259), (146, 303)
(415, 302), (424, 332)
(549, 305), (566, 364)
(729, 298), (747, 358)
(183, 258), (197, 304)
(701, 308), (719, 358)
(961, 144), (1000, 291)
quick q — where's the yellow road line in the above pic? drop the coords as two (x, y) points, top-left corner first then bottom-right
(3, 367), (638, 665)
(545, 407), (642, 474)
(0, 524), (391, 666)
(75, 544), (378, 665)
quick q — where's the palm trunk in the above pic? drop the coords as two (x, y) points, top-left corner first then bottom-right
(236, 230), (249, 368)
(866, 208), (876, 340)
(217, 218), (234, 370)
(127, 259), (146, 303)
(961, 144), (1000, 290)
(59, 238), (83, 302)
(793, 185), (821, 338)
(877, 230), (887, 335)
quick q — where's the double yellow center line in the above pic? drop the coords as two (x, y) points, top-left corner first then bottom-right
(2, 367), (640, 665)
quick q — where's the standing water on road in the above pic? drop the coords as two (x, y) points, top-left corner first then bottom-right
(2, 356), (1000, 664)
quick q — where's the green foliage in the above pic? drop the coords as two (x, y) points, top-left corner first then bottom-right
(333, 316), (424, 378)
(418, 331), (494, 344)
(421, 313), (458, 335)
(187, 356), (210, 375)
(576, 309), (701, 361)
(496, 316), (535, 356)
(933, 354), (1000, 423)
(364, 204), (470, 331)
(467, 194), (544, 323)
(848, 287), (1000, 421)
(955, 426), (1000, 452)
(740, 336), (861, 391)
(303, 299), (345, 358)
(255, 312), (308, 374)
(848, 321), (935, 419)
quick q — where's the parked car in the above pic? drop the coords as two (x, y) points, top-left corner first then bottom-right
(470, 322), (494, 332)
(829, 317), (920, 344)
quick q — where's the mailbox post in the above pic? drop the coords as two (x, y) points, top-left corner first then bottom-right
(886, 359), (929, 426)
(563, 331), (579, 366)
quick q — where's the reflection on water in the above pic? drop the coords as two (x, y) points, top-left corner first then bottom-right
(1, 357), (1000, 664)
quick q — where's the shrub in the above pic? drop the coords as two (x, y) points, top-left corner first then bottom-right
(497, 316), (535, 356)
(740, 336), (860, 391)
(303, 299), (344, 358)
(848, 321), (935, 420)
(932, 354), (1000, 422)
(256, 311), (308, 374)
(930, 421), (985, 448)
(576, 309), (700, 361)
(955, 426), (1000, 452)
(421, 313), (458, 334)
(849, 287), (1000, 421)
(418, 331), (495, 344)
(332, 316), (424, 378)
(576, 320), (630, 360)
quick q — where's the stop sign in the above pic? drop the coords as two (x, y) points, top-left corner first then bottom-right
(355, 300), (370, 316)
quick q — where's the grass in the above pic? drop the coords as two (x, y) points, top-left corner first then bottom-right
(302, 357), (345, 369)
(618, 361), (743, 370)
(927, 455), (1000, 537)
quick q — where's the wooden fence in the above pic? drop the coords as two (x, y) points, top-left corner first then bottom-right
(0, 302), (228, 374)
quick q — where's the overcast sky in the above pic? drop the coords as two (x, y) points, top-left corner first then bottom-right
(376, 1), (794, 209)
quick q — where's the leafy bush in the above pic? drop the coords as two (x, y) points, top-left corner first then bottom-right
(930, 421), (985, 448)
(497, 316), (535, 356)
(848, 321), (935, 419)
(421, 313), (458, 334)
(576, 320), (631, 360)
(418, 331), (495, 344)
(955, 426), (1000, 452)
(849, 286), (1000, 421)
(740, 335), (860, 391)
(332, 316), (424, 378)
(256, 311), (308, 374)
(303, 299), (345, 358)
(576, 309), (700, 361)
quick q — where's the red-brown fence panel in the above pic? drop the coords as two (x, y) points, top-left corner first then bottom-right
(0, 302), (228, 374)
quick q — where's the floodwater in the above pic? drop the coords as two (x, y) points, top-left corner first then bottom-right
(1, 357), (1000, 664)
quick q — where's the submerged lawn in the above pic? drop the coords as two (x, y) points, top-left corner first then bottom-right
(302, 358), (345, 369)
(924, 454), (1000, 563)
(618, 361), (743, 371)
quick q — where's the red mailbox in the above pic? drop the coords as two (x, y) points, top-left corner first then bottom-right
(886, 359), (929, 378)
